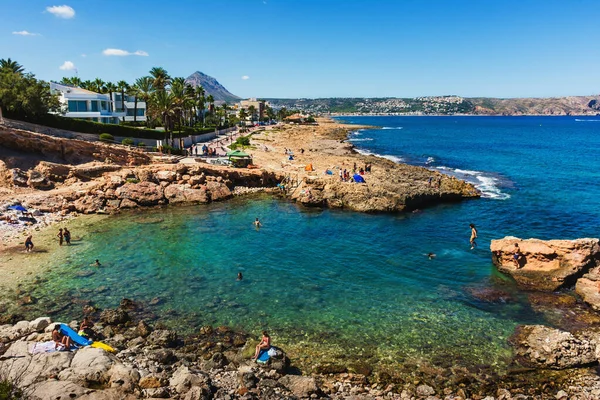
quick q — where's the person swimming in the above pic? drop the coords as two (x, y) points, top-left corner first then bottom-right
(90, 259), (101, 267)
(254, 218), (262, 228)
(427, 253), (436, 260)
(237, 272), (243, 281)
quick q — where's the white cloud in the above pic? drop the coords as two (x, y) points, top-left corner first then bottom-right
(12, 30), (40, 36)
(59, 61), (76, 71)
(102, 48), (149, 57)
(46, 5), (75, 19)
(241, 75), (250, 80)
(81, 54), (87, 58)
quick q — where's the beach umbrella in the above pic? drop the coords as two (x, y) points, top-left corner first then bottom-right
(353, 174), (365, 183)
(8, 205), (27, 212)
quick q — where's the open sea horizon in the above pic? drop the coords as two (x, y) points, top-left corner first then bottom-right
(15, 115), (600, 371)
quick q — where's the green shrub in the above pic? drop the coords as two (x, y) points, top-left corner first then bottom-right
(0, 376), (24, 399)
(161, 145), (185, 156)
(236, 136), (251, 146)
(99, 133), (114, 142)
(137, 142), (146, 147)
(125, 178), (139, 184)
(122, 138), (135, 146)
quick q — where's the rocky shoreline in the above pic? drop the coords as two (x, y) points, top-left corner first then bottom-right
(5, 122), (600, 398)
(3, 298), (600, 400)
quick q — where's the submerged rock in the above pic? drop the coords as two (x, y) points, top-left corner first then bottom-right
(491, 237), (600, 291)
(510, 325), (597, 369)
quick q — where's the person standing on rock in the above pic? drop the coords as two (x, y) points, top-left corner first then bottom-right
(25, 235), (34, 252)
(57, 228), (64, 246)
(469, 224), (478, 250)
(513, 243), (523, 268)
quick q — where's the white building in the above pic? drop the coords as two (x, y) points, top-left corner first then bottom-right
(111, 93), (147, 123)
(50, 82), (124, 124)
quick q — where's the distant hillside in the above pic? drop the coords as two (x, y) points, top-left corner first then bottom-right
(266, 95), (600, 116)
(185, 71), (240, 103)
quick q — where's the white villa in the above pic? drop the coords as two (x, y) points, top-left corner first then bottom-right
(49, 82), (146, 124)
(111, 92), (147, 123)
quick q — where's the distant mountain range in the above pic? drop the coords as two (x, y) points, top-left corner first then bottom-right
(185, 71), (240, 103)
(181, 71), (599, 116)
(265, 95), (600, 116)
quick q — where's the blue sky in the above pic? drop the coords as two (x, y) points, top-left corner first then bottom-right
(2, 0), (598, 99)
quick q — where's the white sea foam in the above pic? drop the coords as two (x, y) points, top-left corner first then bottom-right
(348, 138), (374, 142)
(435, 166), (510, 200)
(575, 119), (600, 122)
(381, 127), (404, 130)
(425, 157), (435, 165)
(355, 148), (405, 162)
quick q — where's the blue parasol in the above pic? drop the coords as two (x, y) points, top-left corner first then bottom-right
(8, 205), (27, 212)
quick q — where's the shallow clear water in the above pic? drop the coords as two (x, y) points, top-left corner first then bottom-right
(24, 116), (600, 369)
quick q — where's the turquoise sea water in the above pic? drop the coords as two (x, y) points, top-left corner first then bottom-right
(25, 116), (600, 370)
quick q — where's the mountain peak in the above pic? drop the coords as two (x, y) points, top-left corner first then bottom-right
(185, 71), (240, 103)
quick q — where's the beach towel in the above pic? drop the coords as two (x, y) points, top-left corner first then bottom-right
(256, 349), (271, 364)
(29, 341), (59, 354)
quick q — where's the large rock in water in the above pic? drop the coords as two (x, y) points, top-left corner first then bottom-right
(490, 237), (600, 291)
(510, 325), (597, 369)
(576, 267), (600, 311)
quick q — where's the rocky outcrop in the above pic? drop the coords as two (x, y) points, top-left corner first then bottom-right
(491, 237), (600, 291)
(510, 325), (597, 369)
(289, 167), (478, 213)
(0, 125), (150, 166)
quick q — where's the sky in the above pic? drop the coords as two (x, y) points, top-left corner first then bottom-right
(1, 0), (599, 99)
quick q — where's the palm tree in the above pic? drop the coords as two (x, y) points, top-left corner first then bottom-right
(151, 91), (176, 146)
(247, 105), (257, 123)
(238, 108), (248, 130)
(105, 82), (117, 112)
(80, 80), (92, 90)
(135, 76), (154, 127)
(195, 85), (206, 126)
(207, 94), (215, 114)
(116, 80), (129, 118)
(92, 78), (105, 94)
(128, 85), (140, 123)
(149, 67), (171, 92)
(0, 58), (24, 74)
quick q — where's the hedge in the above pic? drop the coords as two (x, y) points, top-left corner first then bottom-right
(6, 112), (219, 140)
(99, 133), (114, 142)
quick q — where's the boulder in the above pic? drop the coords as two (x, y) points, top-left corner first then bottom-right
(278, 375), (319, 398)
(164, 184), (209, 204)
(108, 363), (140, 392)
(147, 329), (178, 348)
(73, 195), (106, 214)
(155, 170), (177, 182)
(30, 380), (88, 400)
(169, 366), (211, 394)
(147, 349), (176, 364)
(99, 308), (130, 325)
(58, 347), (116, 386)
(29, 317), (51, 332)
(510, 325), (597, 369)
(11, 168), (28, 186)
(27, 170), (53, 189)
(139, 375), (165, 389)
(491, 237), (600, 291)
(115, 181), (164, 206)
(576, 267), (600, 311)
(206, 181), (232, 201)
